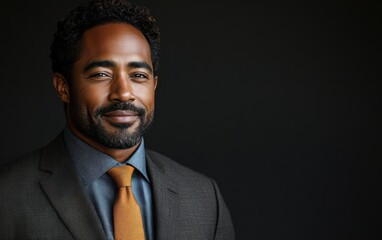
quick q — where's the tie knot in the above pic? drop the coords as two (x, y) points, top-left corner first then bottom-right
(108, 165), (135, 187)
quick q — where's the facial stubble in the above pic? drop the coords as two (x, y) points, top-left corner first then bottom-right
(70, 102), (154, 149)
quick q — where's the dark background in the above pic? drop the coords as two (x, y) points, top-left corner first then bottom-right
(0, 0), (380, 239)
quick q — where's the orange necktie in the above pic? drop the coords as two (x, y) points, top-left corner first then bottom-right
(108, 165), (145, 240)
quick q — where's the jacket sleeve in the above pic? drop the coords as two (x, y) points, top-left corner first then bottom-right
(211, 179), (235, 240)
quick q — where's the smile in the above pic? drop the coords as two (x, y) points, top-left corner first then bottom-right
(102, 110), (139, 124)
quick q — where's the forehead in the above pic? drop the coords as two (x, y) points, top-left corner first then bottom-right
(78, 23), (152, 63)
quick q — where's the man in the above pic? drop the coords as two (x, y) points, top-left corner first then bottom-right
(0, 0), (234, 239)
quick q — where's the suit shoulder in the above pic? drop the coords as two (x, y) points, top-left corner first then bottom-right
(0, 133), (65, 180)
(0, 149), (43, 181)
(146, 149), (212, 183)
(146, 149), (235, 238)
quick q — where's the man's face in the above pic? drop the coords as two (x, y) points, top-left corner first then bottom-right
(62, 23), (157, 149)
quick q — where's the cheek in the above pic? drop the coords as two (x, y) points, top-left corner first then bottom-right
(74, 84), (110, 108)
(133, 84), (156, 109)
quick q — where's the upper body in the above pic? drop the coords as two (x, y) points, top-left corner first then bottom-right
(0, 0), (235, 239)
(0, 133), (235, 240)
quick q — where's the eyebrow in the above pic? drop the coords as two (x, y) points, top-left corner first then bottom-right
(127, 61), (153, 74)
(83, 60), (153, 74)
(84, 60), (116, 72)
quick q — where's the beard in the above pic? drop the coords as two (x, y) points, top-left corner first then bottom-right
(70, 102), (153, 149)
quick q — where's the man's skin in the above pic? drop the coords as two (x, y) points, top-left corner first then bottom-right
(53, 23), (158, 162)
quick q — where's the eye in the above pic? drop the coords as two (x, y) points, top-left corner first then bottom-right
(89, 72), (112, 80)
(130, 73), (149, 81)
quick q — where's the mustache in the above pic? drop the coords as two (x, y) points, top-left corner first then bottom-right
(96, 102), (146, 116)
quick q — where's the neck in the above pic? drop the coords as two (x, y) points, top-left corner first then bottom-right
(96, 144), (140, 163)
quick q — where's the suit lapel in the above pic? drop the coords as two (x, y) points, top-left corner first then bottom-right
(38, 135), (105, 240)
(146, 152), (180, 240)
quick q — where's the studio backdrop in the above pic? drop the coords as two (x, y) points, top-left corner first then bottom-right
(0, 0), (380, 239)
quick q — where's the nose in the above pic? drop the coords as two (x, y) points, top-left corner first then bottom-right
(109, 73), (136, 102)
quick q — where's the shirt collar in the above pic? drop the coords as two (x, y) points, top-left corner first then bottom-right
(63, 127), (149, 187)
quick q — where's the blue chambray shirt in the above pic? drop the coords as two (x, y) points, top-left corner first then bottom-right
(63, 128), (154, 240)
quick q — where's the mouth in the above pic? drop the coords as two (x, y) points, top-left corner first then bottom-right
(102, 110), (139, 124)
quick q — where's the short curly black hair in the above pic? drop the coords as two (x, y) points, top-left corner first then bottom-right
(50, 0), (160, 81)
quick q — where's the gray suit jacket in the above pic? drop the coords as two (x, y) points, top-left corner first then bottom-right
(0, 134), (235, 240)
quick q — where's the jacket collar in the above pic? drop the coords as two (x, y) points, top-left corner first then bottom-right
(146, 151), (180, 240)
(38, 134), (106, 240)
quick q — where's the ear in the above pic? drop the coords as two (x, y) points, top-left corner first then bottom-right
(52, 73), (70, 103)
(154, 76), (158, 90)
